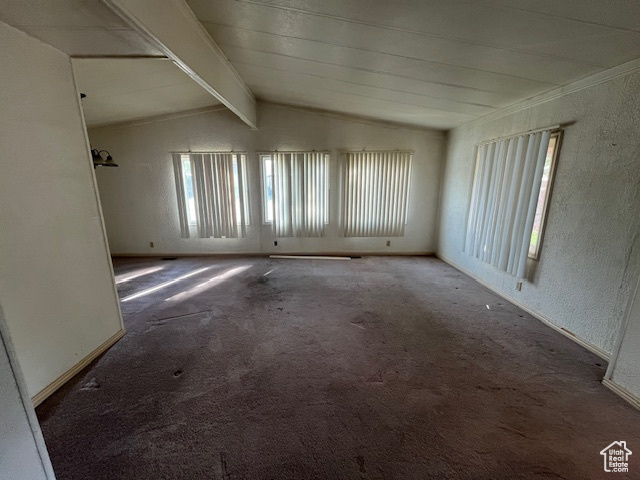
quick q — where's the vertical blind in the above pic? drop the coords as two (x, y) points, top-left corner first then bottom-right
(342, 151), (412, 237)
(271, 152), (329, 237)
(173, 153), (248, 239)
(465, 129), (553, 278)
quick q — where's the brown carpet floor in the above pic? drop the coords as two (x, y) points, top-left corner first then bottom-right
(37, 256), (640, 479)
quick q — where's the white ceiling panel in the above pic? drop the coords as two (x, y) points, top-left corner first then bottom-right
(211, 26), (556, 95)
(255, 85), (474, 130)
(193, 2), (601, 84)
(74, 59), (220, 127)
(235, 62), (494, 117)
(0, 0), (163, 56)
(491, 0), (640, 32)
(188, 0), (640, 129)
(6, 0), (640, 130)
(212, 0), (640, 66)
(225, 47), (513, 109)
(18, 27), (163, 57)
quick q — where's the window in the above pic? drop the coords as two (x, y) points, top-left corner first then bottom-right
(464, 128), (560, 278)
(341, 151), (412, 237)
(528, 132), (561, 259)
(232, 155), (250, 226)
(172, 153), (249, 239)
(180, 156), (197, 224)
(261, 152), (329, 237)
(262, 155), (274, 224)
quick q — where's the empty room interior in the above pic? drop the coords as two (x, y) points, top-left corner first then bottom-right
(3, 0), (640, 478)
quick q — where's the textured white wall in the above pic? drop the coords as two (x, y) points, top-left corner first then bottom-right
(90, 104), (445, 255)
(0, 22), (123, 397)
(0, 305), (54, 480)
(0, 335), (49, 479)
(437, 70), (640, 355)
(610, 275), (640, 399)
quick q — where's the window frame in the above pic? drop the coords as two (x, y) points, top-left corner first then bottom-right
(528, 130), (562, 260)
(340, 150), (413, 237)
(180, 154), (197, 226)
(260, 154), (274, 225)
(260, 152), (330, 227)
(178, 152), (250, 228)
(232, 153), (251, 227)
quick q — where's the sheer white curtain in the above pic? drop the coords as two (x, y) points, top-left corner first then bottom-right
(465, 130), (552, 278)
(342, 151), (412, 237)
(173, 153), (247, 239)
(272, 152), (329, 237)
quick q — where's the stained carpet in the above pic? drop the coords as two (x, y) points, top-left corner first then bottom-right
(37, 256), (640, 479)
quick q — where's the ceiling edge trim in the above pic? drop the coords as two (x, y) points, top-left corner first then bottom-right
(456, 56), (640, 130)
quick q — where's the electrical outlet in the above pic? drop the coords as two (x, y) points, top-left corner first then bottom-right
(516, 281), (522, 291)
(386, 240), (391, 247)
(274, 241), (278, 246)
(150, 241), (154, 248)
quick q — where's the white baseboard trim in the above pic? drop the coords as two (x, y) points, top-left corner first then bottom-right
(112, 252), (266, 257)
(436, 253), (610, 361)
(602, 378), (640, 411)
(32, 328), (126, 407)
(270, 255), (351, 260)
(111, 251), (435, 258)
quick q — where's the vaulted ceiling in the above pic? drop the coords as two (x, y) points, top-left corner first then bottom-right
(73, 59), (221, 127)
(2, 0), (640, 129)
(0, 0), (162, 56)
(189, 0), (640, 129)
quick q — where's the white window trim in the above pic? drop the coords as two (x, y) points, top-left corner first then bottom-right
(180, 155), (197, 227)
(340, 150), (413, 237)
(528, 130), (562, 260)
(173, 151), (250, 238)
(464, 127), (559, 277)
(259, 151), (331, 227)
(179, 152), (250, 228)
(260, 153), (273, 225)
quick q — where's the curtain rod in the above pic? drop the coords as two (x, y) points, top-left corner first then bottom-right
(339, 149), (414, 154)
(477, 124), (562, 146)
(171, 151), (248, 154)
(173, 149), (412, 155)
(255, 150), (331, 154)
